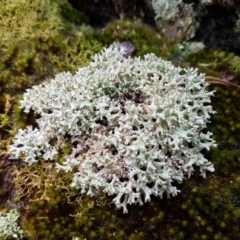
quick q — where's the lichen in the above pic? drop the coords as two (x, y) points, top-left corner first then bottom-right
(0, 209), (23, 239)
(10, 44), (216, 213)
(0, 1), (240, 238)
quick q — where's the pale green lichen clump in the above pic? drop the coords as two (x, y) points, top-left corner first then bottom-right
(10, 45), (216, 213)
(0, 209), (23, 239)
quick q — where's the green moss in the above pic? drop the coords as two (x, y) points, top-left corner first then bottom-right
(0, 0), (102, 97)
(57, 0), (89, 26)
(0, 36), (102, 96)
(1, 3), (240, 238)
(0, 19), (102, 162)
(0, 0), (63, 44)
(83, 19), (180, 59)
(184, 47), (240, 82)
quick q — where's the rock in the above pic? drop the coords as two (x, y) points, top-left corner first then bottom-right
(152, 0), (198, 40)
(118, 41), (136, 58)
(152, 0), (240, 53)
(194, 0), (240, 54)
(68, 0), (240, 54)
(68, 0), (155, 27)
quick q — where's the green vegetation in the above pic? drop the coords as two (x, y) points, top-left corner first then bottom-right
(83, 19), (180, 59)
(0, 0), (63, 44)
(0, 0), (102, 160)
(0, 1), (240, 239)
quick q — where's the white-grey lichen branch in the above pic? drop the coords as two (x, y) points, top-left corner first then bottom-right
(10, 44), (217, 213)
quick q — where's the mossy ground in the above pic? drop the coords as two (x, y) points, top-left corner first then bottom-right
(0, 2), (240, 239)
(83, 19), (180, 59)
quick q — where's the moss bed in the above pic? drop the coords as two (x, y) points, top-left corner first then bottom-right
(0, 1), (240, 239)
